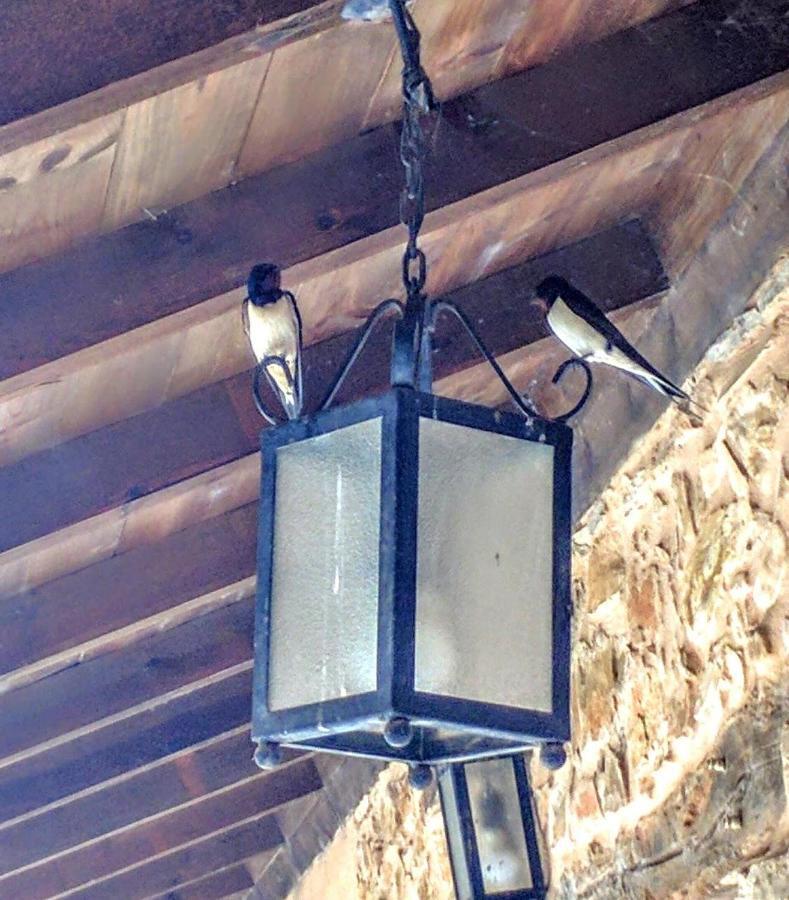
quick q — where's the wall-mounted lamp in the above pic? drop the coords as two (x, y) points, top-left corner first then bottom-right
(438, 754), (549, 899)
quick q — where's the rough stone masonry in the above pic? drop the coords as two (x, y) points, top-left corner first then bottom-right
(285, 257), (788, 900)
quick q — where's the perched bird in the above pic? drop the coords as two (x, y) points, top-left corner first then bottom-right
(242, 263), (303, 419)
(535, 275), (692, 407)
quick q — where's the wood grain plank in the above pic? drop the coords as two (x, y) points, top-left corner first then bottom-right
(63, 815), (282, 900)
(0, 379), (253, 553)
(0, 221), (664, 563)
(0, 506), (258, 674)
(0, 0), (781, 381)
(0, 600), (254, 761)
(0, 1), (321, 127)
(650, 93), (789, 275)
(0, 758), (321, 888)
(0, 676), (256, 823)
(502, 0), (693, 72)
(0, 3), (341, 161)
(147, 863), (254, 900)
(0, 112), (121, 272)
(102, 56), (272, 230)
(3, 73), (784, 473)
(0, 454), (260, 599)
(0, 0), (719, 277)
(236, 18), (395, 175)
(364, 0), (529, 126)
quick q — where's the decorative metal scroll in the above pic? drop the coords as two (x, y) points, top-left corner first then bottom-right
(252, 356), (302, 426)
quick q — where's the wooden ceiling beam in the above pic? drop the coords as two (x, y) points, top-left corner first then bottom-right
(147, 862), (255, 900)
(0, 1), (324, 127)
(0, 69), (784, 479)
(0, 597), (255, 761)
(0, 757), (321, 891)
(0, 672), (256, 821)
(0, 506), (258, 675)
(0, 0), (687, 275)
(0, 222), (663, 559)
(0, 725), (254, 830)
(56, 814), (282, 900)
(0, 0), (781, 381)
(0, 454), (260, 599)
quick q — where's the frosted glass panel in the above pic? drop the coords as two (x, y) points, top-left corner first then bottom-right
(439, 773), (475, 900)
(415, 419), (554, 711)
(466, 758), (532, 893)
(268, 418), (382, 711)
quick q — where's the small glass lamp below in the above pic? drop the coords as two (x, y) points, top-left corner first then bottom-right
(438, 754), (549, 899)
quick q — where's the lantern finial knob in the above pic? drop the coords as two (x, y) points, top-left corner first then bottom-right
(384, 716), (414, 748)
(254, 740), (282, 770)
(409, 763), (433, 790)
(540, 742), (567, 770)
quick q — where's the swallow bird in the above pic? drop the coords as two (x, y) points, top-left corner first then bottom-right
(242, 263), (303, 419)
(535, 275), (692, 407)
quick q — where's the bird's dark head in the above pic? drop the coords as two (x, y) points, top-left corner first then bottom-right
(534, 275), (571, 309)
(248, 263), (282, 305)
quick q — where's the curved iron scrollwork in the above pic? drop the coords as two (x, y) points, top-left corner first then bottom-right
(429, 300), (539, 420)
(428, 300), (594, 425)
(252, 356), (301, 426)
(318, 299), (405, 411)
(305, 297), (595, 424)
(550, 357), (593, 423)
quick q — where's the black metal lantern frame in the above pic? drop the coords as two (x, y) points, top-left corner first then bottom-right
(252, 386), (574, 765)
(250, 0), (593, 772)
(438, 754), (548, 900)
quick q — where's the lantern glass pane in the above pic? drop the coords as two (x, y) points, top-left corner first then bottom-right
(466, 757), (533, 893)
(414, 418), (554, 711)
(530, 774), (550, 886)
(268, 418), (382, 711)
(439, 773), (475, 900)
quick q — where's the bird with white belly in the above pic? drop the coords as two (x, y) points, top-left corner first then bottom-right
(242, 263), (303, 420)
(534, 275), (698, 409)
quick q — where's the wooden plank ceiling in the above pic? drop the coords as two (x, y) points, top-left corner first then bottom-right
(0, 1), (786, 897)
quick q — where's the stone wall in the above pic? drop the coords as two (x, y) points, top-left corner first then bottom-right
(285, 259), (788, 900)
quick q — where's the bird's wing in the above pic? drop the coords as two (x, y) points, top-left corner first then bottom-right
(241, 299), (250, 338)
(561, 286), (668, 381)
(284, 291), (303, 408)
(283, 291), (302, 348)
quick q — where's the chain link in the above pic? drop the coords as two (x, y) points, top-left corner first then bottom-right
(389, 0), (435, 304)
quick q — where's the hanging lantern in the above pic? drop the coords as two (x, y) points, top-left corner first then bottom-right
(249, 0), (591, 774)
(252, 385), (574, 767)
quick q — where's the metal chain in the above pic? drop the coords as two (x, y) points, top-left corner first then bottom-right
(389, 0), (435, 305)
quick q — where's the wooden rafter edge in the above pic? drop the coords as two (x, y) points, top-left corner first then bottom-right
(1, 71), (786, 472)
(0, 756), (321, 893)
(0, 220), (665, 599)
(0, 455), (259, 598)
(0, 1), (346, 156)
(3, 0), (782, 383)
(0, 576), (256, 696)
